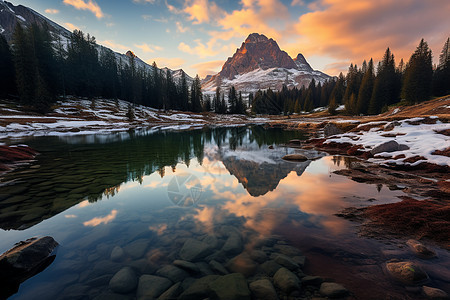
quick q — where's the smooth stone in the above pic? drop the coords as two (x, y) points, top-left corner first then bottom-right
(422, 286), (449, 299)
(319, 282), (349, 298)
(86, 274), (112, 287)
(109, 267), (138, 294)
(407, 240), (437, 258)
(110, 246), (125, 262)
(249, 279), (278, 300)
(178, 275), (220, 300)
(282, 154), (308, 161)
(370, 140), (402, 155)
(260, 260), (282, 276)
(179, 239), (213, 261)
(156, 265), (189, 282)
(301, 276), (323, 287)
(250, 250), (267, 263)
(124, 239), (149, 259)
(203, 235), (219, 249)
(221, 233), (243, 255)
(209, 273), (251, 300)
(195, 261), (214, 276)
(293, 256), (306, 267)
(274, 254), (299, 271)
(386, 261), (429, 284)
(137, 275), (172, 299)
(173, 260), (200, 273)
(273, 267), (300, 294)
(226, 254), (257, 277)
(209, 260), (229, 275)
(158, 282), (183, 300)
(324, 123), (343, 137)
(273, 245), (302, 256)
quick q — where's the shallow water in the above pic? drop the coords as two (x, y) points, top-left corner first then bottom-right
(0, 126), (448, 299)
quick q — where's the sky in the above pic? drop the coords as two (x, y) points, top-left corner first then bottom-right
(9, 0), (450, 78)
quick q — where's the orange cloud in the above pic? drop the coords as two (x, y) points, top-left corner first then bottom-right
(83, 209), (118, 227)
(64, 22), (80, 32)
(45, 8), (59, 14)
(178, 40), (219, 58)
(148, 57), (186, 70)
(100, 40), (129, 52)
(190, 60), (224, 77)
(183, 0), (223, 24)
(135, 43), (164, 53)
(63, 0), (104, 19)
(294, 0), (450, 71)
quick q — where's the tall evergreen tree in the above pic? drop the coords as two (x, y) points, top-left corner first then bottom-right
(356, 58), (375, 114)
(402, 39), (433, 104)
(369, 48), (399, 114)
(0, 34), (16, 98)
(190, 75), (202, 112)
(433, 37), (450, 96)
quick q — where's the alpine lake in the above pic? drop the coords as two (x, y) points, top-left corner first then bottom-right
(0, 126), (449, 300)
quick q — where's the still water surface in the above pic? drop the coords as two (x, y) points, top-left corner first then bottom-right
(0, 126), (448, 299)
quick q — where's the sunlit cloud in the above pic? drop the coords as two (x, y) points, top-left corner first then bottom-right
(291, 0), (304, 6)
(176, 22), (189, 33)
(190, 60), (223, 77)
(100, 40), (129, 52)
(64, 22), (80, 31)
(78, 200), (90, 208)
(65, 214), (77, 218)
(147, 57), (186, 69)
(63, 0), (104, 19)
(178, 40), (219, 58)
(293, 0), (450, 72)
(149, 224), (168, 235)
(45, 8), (59, 14)
(135, 43), (164, 53)
(83, 209), (118, 227)
(133, 0), (156, 3)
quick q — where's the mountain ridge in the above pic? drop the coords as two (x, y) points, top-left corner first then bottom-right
(202, 33), (331, 96)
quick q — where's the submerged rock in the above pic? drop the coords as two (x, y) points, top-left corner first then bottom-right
(209, 273), (251, 300)
(156, 265), (189, 282)
(273, 267), (300, 294)
(319, 282), (349, 298)
(249, 279), (278, 300)
(136, 275), (172, 299)
(386, 261), (429, 284)
(406, 240), (437, 258)
(221, 233), (243, 255)
(110, 246), (125, 262)
(274, 254), (299, 271)
(109, 267), (138, 294)
(173, 260), (200, 274)
(422, 286), (449, 299)
(179, 239), (213, 261)
(226, 254), (257, 277)
(178, 275), (220, 300)
(0, 236), (58, 299)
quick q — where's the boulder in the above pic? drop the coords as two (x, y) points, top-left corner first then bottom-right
(301, 275), (323, 287)
(109, 267), (138, 294)
(324, 123), (343, 137)
(110, 246), (125, 262)
(273, 267), (300, 294)
(178, 275), (220, 300)
(180, 239), (213, 261)
(260, 260), (282, 276)
(209, 273), (251, 300)
(209, 260), (229, 275)
(250, 250), (267, 263)
(158, 282), (183, 300)
(221, 233), (243, 255)
(173, 260), (200, 274)
(407, 240), (437, 258)
(319, 282), (349, 298)
(136, 275), (172, 299)
(282, 154), (308, 161)
(422, 286), (449, 299)
(249, 279), (278, 300)
(123, 239), (149, 259)
(156, 265), (189, 282)
(274, 254), (299, 271)
(0, 236), (58, 299)
(386, 261), (429, 284)
(370, 140), (409, 155)
(226, 254), (257, 277)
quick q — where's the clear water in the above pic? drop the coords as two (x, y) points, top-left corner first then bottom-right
(0, 126), (448, 299)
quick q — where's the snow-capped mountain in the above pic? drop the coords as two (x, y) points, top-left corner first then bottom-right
(202, 33), (330, 95)
(0, 1), (192, 84)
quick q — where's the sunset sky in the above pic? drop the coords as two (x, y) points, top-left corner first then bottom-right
(9, 0), (450, 78)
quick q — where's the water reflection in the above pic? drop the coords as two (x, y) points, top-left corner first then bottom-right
(2, 126), (444, 300)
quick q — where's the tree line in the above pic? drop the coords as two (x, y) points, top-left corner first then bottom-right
(249, 38), (449, 115)
(0, 23), (204, 113)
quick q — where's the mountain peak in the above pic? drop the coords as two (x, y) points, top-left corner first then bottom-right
(245, 33), (269, 43)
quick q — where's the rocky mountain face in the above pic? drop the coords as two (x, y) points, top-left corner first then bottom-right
(0, 1), (192, 84)
(202, 33), (330, 95)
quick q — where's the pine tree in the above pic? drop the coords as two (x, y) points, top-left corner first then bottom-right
(179, 71), (189, 110)
(190, 75), (202, 112)
(228, 86), (237, 113)
(0, 34), (16, 98)
(356, 58), (375, 114)
(402, 39), (433, 104)
(433, 37), (450, 96)
(369, 48), (399, 114)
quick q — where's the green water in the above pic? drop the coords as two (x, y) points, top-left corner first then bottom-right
(0, 126), (448, 299)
